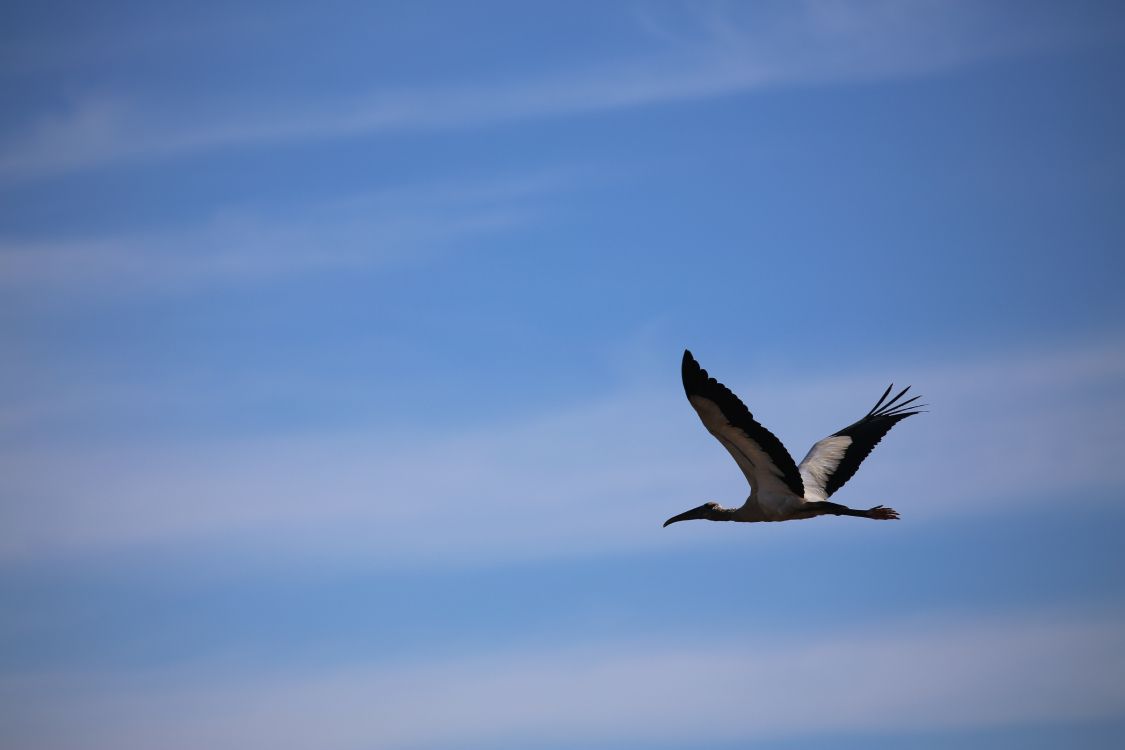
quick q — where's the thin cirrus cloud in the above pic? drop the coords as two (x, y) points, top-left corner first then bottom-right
(3, 610), (1123, 749)
(1, 333), (1121, 566)
(0, 171), (565, 294)
(0, 1), (1085, 180)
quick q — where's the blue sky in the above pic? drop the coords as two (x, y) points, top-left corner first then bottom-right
(2, 1), (1125, 748)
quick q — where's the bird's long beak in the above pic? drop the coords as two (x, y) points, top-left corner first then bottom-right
(663, 505), (709, 527)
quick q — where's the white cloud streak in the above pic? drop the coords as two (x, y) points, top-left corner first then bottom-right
(0, 1), (1082, 180)
(1, 334), (1122, 566)
(3, 611), (1123, 749)
(0, 170), (565, 293)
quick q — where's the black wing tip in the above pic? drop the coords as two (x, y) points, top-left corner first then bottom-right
(681, 349), (706, 394)
(831, 385), (926, 439)
(868, 383), (896, 415)
(869, 384), (927, 419)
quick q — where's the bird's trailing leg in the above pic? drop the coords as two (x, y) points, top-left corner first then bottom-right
(804, 501), (899, 520)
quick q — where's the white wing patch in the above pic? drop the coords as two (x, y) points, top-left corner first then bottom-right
(798, 435), (853, 502)
(689, 395), (797, 497)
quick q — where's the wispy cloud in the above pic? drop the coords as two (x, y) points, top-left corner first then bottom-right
(0, 170), (567, 295)
(2, 333), (1121, 565)
(0, 1), (1088, 180)
(3, 610), (1123, 748)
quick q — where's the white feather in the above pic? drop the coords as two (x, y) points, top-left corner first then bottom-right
(798, 435), (853, 502)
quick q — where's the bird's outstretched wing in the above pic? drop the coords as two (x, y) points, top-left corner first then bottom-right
(798, 384), (923, 501)
(682, 350), (804, 497)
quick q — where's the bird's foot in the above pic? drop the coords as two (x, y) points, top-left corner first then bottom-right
(866, 505), (899, 520)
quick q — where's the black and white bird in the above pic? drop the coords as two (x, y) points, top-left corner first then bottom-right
(664, 350), (923, 527)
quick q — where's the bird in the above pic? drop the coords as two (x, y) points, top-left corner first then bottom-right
(664, 350), (924, 527)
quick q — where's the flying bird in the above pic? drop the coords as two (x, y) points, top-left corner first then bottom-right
(664, 350), (923, 527)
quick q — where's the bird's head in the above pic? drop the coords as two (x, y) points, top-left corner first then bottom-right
(663, 502), (721, 527)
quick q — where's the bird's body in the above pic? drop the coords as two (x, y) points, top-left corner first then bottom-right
(664, 350), (923, 527)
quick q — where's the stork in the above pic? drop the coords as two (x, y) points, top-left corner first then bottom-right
(664, 350), (923, 527)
